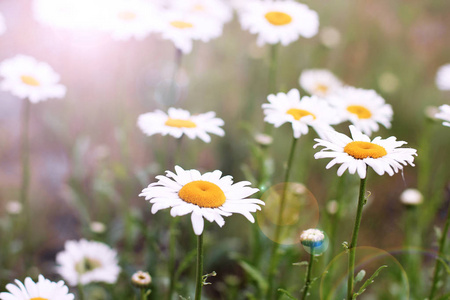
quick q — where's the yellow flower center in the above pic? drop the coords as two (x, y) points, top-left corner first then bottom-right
(75, 257), (102, 274)
(265, 11), (292, 26)
(178, 180), (226, 208)
(344, 141), (387, 159)
(315, 84), (329, 94)
(165, 118), (197, 128)
(170, 21), (194, 29)
(21, 75), (40, 87)
(31, 298), (49, 300)
(347, 105), (372, 119)
(286, 108), (316, 120)
(118, 11), (137, 21)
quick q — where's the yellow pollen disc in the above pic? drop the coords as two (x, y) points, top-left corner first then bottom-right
(170, 21), (194, 29)
(344, 141), (387, 159)
(347, 105), (372, 119)
(286, 108), (316, 120)
(315, 84), (329, 94)
(265, 11), (292, 26)
(118, 11), (137, 21)
(21, 75), (40, 87)
(31, 298), (49, 300)
(165, 118), (197, 128)
(75, 257), (102, 274)
(178, 180), (226, 208)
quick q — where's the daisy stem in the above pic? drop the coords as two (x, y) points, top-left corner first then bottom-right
(20, 99), (31, 269)
(301, 249), (315, 300)
(169, 48), (183, 106)
(195, 233), (204, 300)
(141, 288), (148, 300)
(78, 284), (85, 300)
(347, 173), (368, 300)
(428, 202), (450, 300)
(167, 218), (179, 300)
(268, 44), (279, 94)
(266, 136), (299, 300)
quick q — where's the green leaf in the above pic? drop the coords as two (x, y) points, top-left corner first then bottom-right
(238, 261), (268, 293)
(437, 291), (450, 300)
(436, 257), (450, 274)
(277, 288), (296, 299)
(355, 270), (366, 283)
(352, 265), (388, 299)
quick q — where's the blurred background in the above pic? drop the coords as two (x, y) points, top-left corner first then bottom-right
(0, 0), (449, 299)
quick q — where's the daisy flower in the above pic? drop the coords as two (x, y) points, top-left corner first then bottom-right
(327, 86), (393, 136)
(299, 69), (343, 98)
(0, 12), (6, 36)
(238, 0), (319, 46)
(0, 275), (74, 300)
(137, 107), (225, 143)
(139, 166), (264, 235)
(169, 0), (233, 24)
(102, 0), (161, 41)
(435, 104), (450, 127)
(314, 125), (417, 179)
(0, 55), (66, 103)
(158, 10), (223, 54)
(436, 64), (450, 91)
(262, 88), (340, 139)
(56, 239), (121, 286)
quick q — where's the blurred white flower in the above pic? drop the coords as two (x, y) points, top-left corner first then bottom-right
(378, 72), (399, 94)
(56, 239), (121, 286)
(436, 63), (450, 91)
(299, 69), (343, 97)
(169, 0), (233, 24)
(314, 125), (417, 179)
(327, 86), (393, 136)
(0, 275), (74, 300)
(400, 188), (423, 206)
(102, 0), (161, 41)
(435, 104), (450, 127)
(239, 0), (319, 46)
(159, 10), (223, 54)
(319, 26), (341, 48)
(131, 271), (152, 288)
(254, 133), (273, 146)
(0, 12), (6, 36)
(137, 107), (225, 143)
(300, 228), (325, 247)
(5, 201), (22, 215)
(139, 166), (264, 235)
(90, 221), (106, 233)
(262, 88), (340, 139)
(0, 55), (66, 103)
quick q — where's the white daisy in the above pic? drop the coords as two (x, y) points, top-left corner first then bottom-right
(299, 69), (343, 98)
(262, 88), (340, 139)
(239, 0), (319, 46)
(436, 64), (450, 91)
(137, 107), (225, 143)
(139, 166), (264, 235)
(399, 188), (423, 206)
(314, 125), (417, 179)
(56, 239), (121, 286)
(0, 12), (6, 36)
(435, 104), (450, 127)
(0, 55), (66, 103)
(102, 0), (161, 41)
(158, 10), (223, 54)
(0, 275), (74, 300)
(169, 0), (233, 24)
(326, 86), (393, 136)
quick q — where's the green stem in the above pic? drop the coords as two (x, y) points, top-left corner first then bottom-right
(266, 137), (299, 300)
(78, 284), (85, 300)
(301, 249), (315, 300)
(428, 203), (450, 300)
(195, 233), (204, 300)
(141, 288), (147, 300)
(268, 44), (279, 94)
(347, 173), (368, 300)
(20, 99), (31, 269)
(167, 217), (179, 300)
(168, 48), (183, 106)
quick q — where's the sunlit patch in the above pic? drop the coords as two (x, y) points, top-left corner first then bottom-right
(315, 84), (329, 94)
(75, 257), (102, 274)
(31, 298), (49, 300)
(347, 105), (372, 119)
(193, 4), (205, 11)
(170, 21), (194, 29)
(264, 11), (292, 26)
(286, 108), (316, 120)
(165, 118), (197, 128)
(178, 180), (226, 208)
(344, 141), (387, 159)
(117, 11), (137, 21)
(21, 75), (40, 87)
